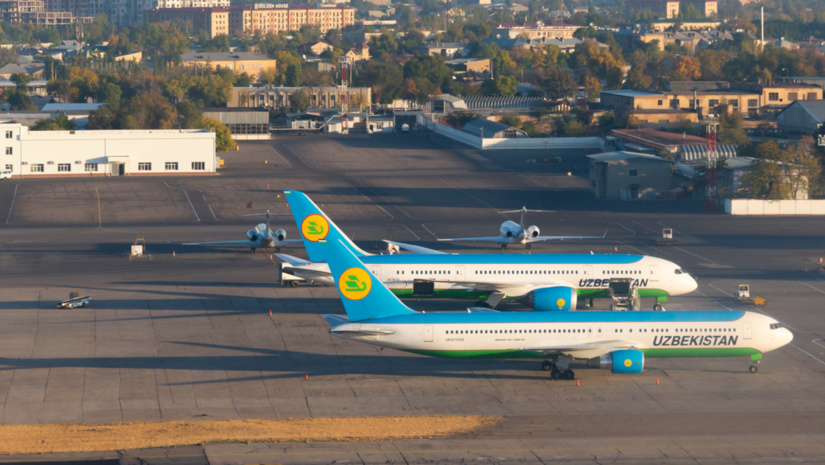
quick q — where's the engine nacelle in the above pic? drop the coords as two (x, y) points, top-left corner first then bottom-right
(247, 229), (259, 242)
(588, 350), (644, 374)
(526, 286), (577, 311)
(500, 221), (520, 239)
(526, 225), (540, 238)
(274, 228), (287, 242)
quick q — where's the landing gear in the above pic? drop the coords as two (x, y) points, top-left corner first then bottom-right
(653, 303), (665, 311)
(749, 359), (760, 373)
(526, 244), (532, 250)
(251, 247), (257, 253)
(500, 244), (508, 250)
(289, 280), (300, 288)
(541, 360), (575, 380)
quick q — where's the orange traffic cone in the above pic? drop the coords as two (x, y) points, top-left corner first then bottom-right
(576, 379), (580, 386)
(656, 378), (660, 385)
(269, 309), (272, 316)
(305, 373), (309, 379)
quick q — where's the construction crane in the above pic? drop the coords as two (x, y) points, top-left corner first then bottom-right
(705, 115), (719, 211)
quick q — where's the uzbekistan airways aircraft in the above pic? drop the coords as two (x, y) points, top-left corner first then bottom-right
(438, 206), (606, 249)
(320, 236), (793, 377)
(278, 191), (698, 310)
(184, 210), (301, 252)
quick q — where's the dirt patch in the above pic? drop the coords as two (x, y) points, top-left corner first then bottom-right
(0, 415), (500, 455)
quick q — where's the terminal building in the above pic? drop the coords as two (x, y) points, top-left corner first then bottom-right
(1, 122), (217, 178)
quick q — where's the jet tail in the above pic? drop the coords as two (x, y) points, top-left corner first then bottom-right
(284, 191), (372, 262)
(323, 238), (417, 322)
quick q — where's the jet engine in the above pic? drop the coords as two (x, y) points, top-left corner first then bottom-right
(274, 228), (287, 242)
(500, 221), (520, 238)
(525, 225), (540, 238)
(587, 350), (644, 374)
(525, 286), (577, 311)
(247, 229), (259, 242)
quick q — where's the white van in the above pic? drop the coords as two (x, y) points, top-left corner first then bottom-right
(0, 170), (11, 180)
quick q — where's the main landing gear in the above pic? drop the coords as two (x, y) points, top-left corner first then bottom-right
(541, 360), (575, 380)
(653, 303), (666, 311)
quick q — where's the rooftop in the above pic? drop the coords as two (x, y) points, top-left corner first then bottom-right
(587, 151), (672, 163)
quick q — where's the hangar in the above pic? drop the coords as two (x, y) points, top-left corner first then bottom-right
(1, 121), (217, 177)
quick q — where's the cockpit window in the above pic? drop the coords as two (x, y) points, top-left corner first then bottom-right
(770, 323), (784, 330)
(675, 269), (684, 274)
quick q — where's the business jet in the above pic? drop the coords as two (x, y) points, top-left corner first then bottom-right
(278, 191), (698, 311)
(183, 210), (301, 252)
(320, 236), (793, 378)
(438, 206), (606, 249)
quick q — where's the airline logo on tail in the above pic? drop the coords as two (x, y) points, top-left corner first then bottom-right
(301, 214), (329, 242)
(339, 267), (372, 300)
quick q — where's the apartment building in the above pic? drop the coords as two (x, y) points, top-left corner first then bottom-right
(180, 52), (277, 82)
(492, 21), (580, 40)
(627, 0), (717, 19)
(147, 5), (356, 38)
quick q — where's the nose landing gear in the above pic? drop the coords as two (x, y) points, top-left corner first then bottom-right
(541, 360), (575, 380)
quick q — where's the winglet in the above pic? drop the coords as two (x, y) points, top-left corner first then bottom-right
(284, 190), (372, 262)
(323, 239), (417, 322)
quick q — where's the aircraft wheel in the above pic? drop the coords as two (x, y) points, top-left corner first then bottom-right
(564, 370), (575, 380)
(251, 248), (257, 253)
(289, 281), (299, 288)
(749, 365), (758, 373)
(653, 304), (665, 311)
(541, 360), (554, 371)
(551, 369), (562, 380)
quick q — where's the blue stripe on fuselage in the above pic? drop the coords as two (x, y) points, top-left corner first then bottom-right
(353, 310), (746, 325)
(360, 254), (644, 265)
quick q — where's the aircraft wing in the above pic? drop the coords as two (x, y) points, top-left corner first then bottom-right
(275, 253), (312, 266)
(383, 240), (449, 255)
(275, 239), (304, 245)
(525, 230), (608, 243)
(522, 340), (640, 358)
(183, 240), (260, 246)
(437, 236), (511, 244)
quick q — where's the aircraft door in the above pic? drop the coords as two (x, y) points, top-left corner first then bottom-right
(424, 325), (434, 342)
(368, 265), (381, 280)
(649, 264), (660, 281)
(455, 265), (464, 280)
(743, 322), (753, 340)
(583, 265), (592, 278)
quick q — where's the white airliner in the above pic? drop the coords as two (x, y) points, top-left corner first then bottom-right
(279, 191), (698, 310)
(438, 206), (606, 249)
(320, 236), (793, 378)
(184, 210), (301, 252)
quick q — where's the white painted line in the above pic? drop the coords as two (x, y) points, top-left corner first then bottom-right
(612, 222), (637, 236)
(791, 344), (825, 367)
(165, 182), (200, 222)
(279, 143), (311, 167)
(812, 338), (825, 351)
(633, 220), (659, 234)
(5, 183), (18, 224)
(674, 246), (721, 265)
(200, 190), (219, 221)
(616, 241), (647, 254)
(421, 223), (439, 239)
(265, 145), (292, 168)
(355, 179), (415, 219)
(800, 282), (825, 295)
(398, 224), (420, 240)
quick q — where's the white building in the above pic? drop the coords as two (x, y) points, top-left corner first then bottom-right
(1, 122), (216, 177)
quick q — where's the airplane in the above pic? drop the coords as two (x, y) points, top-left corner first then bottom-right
(437, 206), (606, 249)
(320, 235), (794, 378)
(183, 210), (301, 252)
(278, 191), (698, 311)
(58, 295), (92, 309)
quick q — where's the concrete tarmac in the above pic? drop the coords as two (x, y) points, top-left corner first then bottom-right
(0, 132), (824, 464)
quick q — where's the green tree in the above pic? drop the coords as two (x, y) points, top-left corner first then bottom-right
(539, 67), (575, 99)
(481, 75), (518, 97)
(31, 115), (76, 131)
(291, 89), (310, 112)
(202, 116), (236, 153)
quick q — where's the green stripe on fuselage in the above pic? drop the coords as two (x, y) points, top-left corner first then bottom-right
(390, 288), (671, 302)
(403, 347), (761, 359)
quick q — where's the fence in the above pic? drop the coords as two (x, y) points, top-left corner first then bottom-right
(725, 199), (825, 215)
(420, 117), (604, 150)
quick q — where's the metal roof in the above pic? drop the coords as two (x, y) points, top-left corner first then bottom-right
(587, 151), (671, 163)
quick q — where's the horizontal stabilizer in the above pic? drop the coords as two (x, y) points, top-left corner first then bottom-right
(275, 253), (312, 266)
(383, 240), (449, 255)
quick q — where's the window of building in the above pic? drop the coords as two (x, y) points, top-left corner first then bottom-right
(192, 161), (205, 171)
(729, 99), (739, 108)
(657, 100), (663, 106)
(58, 163), (70, 172)
(788, 92), (798, 101)
(748, 99), (758, 108)
(808, 93), (818, 100)
(5, 131), (12, 139)
(31, 164), (43, 172)
(709, 99), (719, 107)
(138, 162), (151, 171)
(165, 162), (179, 171)
(5, 147), (11, 155)
(629, 169), (638, 177)
(4, 164), (11, 171)
(768, 92), (779, 101)
(85, 163), (97, 172)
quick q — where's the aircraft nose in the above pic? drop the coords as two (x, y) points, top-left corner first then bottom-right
(683, 274), (698, 294)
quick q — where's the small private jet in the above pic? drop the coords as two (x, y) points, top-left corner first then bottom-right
(438, 206), (606, 249)
(183, 210), (301, 252)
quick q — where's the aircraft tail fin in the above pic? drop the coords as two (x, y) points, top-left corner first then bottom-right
(284, 191), (371, 261)
(323, 239), (418, 322)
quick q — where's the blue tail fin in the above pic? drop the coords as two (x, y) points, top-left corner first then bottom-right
(284, 191), (371, 262)
(324, 238), (417, 321)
